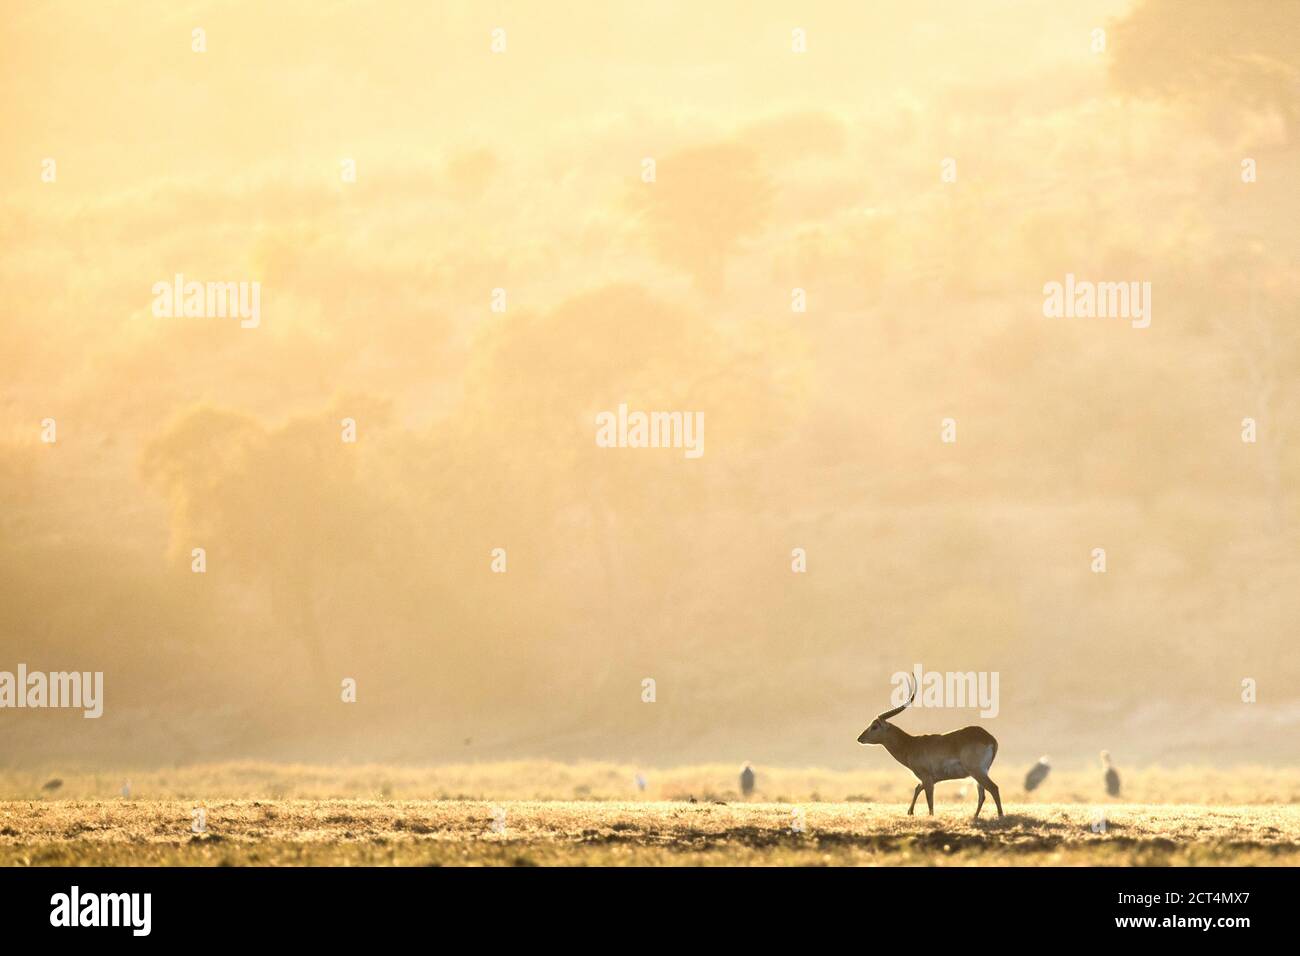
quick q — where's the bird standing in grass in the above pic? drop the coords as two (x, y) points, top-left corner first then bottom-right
(1024, 756), (1051, 792)
(739, 763), (755, 798)
(1102, 750), (1121, 797)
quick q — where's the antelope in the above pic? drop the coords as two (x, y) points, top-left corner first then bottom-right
(857, 676), (1004, 818)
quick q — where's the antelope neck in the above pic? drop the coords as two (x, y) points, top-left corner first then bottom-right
(880, 724), (914, 766)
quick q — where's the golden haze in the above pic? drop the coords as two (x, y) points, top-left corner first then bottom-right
(0, 1), (1297, 771)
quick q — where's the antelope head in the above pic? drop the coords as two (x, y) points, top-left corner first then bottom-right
(857, 675), (917, 745)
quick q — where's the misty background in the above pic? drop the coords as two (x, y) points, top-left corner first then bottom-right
(1, 0), (1297, 770)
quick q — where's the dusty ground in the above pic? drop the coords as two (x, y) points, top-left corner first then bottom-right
(4, 763), (1298, 865)
(3, 800), (1298, 866)
(6, 760), (1300, 804)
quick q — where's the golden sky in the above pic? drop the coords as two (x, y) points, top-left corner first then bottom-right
(0, 1), (1297, 768)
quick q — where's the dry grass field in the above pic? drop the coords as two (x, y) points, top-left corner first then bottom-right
(2, 762), (1299, 866)
(4, 800), (1300, 867)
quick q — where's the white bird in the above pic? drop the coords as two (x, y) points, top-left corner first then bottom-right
(1101, 750), (1121, 797)
(120, 781), (131, 799)
(739, 763), (756, 798)
(634, 773), (647, 792)
(1024, 756), (1051, 792)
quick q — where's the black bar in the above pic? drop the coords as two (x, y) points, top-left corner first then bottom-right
(0, 866), (1278, 942)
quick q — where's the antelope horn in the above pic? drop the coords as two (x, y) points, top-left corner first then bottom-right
(877, 673), (917, 721)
